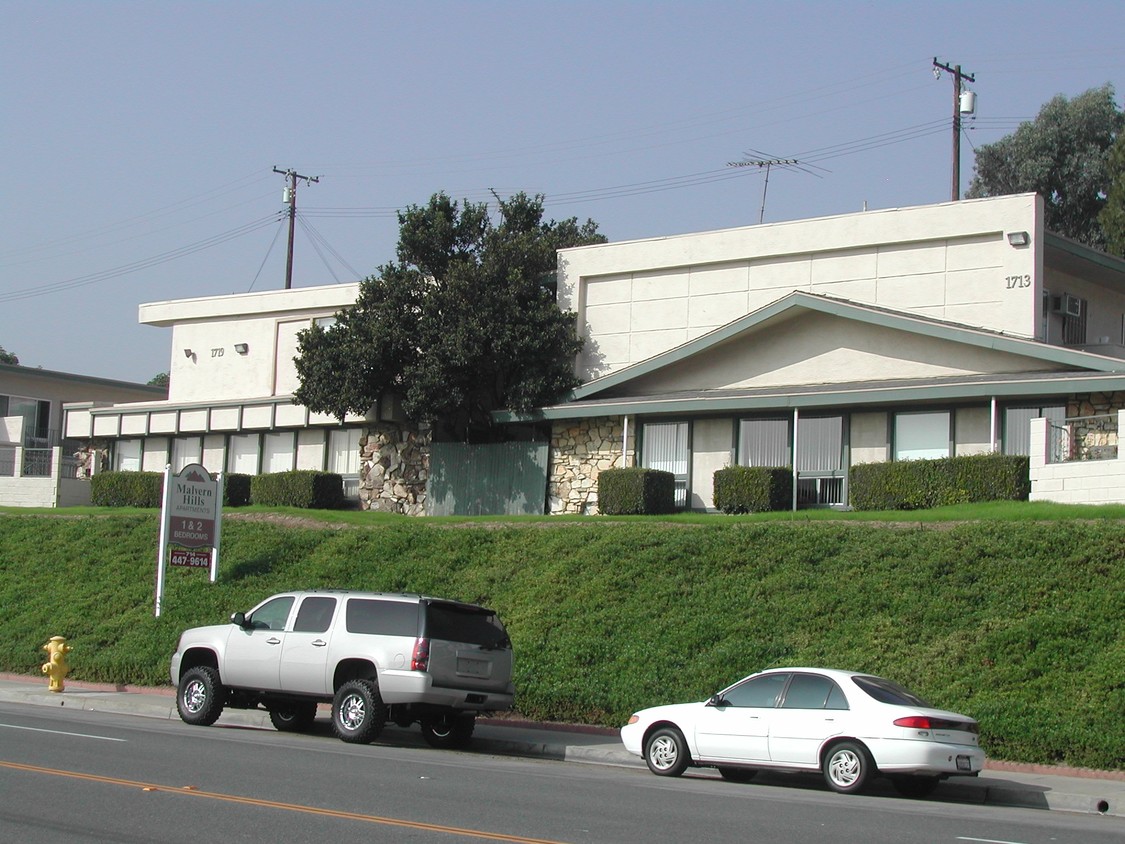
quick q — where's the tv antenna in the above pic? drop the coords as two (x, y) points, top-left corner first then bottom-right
(727, 154), (814, 224)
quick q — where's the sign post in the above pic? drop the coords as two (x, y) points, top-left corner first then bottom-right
(155, 463), (223, 617)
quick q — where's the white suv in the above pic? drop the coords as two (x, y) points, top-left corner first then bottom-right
(170, 590), (515, 748)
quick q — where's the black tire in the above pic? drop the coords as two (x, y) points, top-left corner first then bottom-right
(644, 727), (690, 777)
(177, 666), (225, 727)
(331, 679), (386, 744)
(269, 702), (318, 733)
(420, 713), (476, 749)
(717, 767), (758, 783)
(891, 775), (941, 799)
(823, 741), (875, 794)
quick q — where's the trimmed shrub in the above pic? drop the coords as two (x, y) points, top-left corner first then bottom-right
(713, 465), (793, 513)
(224, 474), (251, 507)
(850, 453), (1030, 510)
(598, 467), (676, 515)
(90, 471), (164, 507)
(250, 470), (345, 509)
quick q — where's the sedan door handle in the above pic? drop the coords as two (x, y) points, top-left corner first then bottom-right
(266, 637), (282, 645)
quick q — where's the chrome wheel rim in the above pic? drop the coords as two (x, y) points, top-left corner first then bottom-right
(649, 735), (679, 771)
(182, 680), (206, 714)
(828, 748), (861, 787)
(339, 693), (366, 731)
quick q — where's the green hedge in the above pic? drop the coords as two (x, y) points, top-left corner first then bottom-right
(224, 474), (251, 507)
(90, 471), (164, 507)
(850, 453), (1030, 511)
(598, 467), (676, 515)
(250, 470), (345, 509)
(713, 465), (793, 513)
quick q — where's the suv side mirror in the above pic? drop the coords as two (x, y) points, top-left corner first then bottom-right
(707, 694), (727, 708)
(230, 611), (247, 627)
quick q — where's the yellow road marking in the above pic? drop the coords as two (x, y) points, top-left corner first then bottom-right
(0, 760), (568, 843)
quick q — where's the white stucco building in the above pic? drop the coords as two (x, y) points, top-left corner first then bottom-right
(523, 193), (1125, 511)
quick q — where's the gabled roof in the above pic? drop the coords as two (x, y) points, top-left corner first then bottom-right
(569, 291), (1125, 402)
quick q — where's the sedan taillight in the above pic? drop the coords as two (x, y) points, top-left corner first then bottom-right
(894, 715), (978, 734)
(411, 638), (430, 671)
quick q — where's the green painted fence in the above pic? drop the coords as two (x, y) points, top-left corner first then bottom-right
(426, 441), (549, 515)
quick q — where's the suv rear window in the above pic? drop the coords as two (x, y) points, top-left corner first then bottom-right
(424, 602), (509, 648)
(346, 598), (419, 636)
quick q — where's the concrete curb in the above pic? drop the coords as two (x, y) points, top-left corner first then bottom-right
(1, 676), (1120, 818)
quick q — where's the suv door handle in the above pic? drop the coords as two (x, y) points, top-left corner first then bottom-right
(266, 637), (281, 645)
(311, 640), (327, 647)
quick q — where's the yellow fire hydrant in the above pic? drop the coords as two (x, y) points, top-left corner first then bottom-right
(41, 636), (72, 693)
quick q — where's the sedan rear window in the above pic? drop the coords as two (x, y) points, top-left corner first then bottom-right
(851, 675), (931, 707)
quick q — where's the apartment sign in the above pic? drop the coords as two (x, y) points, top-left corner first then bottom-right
(155, 463), (225, 616)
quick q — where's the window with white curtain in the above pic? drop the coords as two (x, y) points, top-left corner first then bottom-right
(328, 428), (361, 475)
(640, 421), (689, 507)
(797, 416), (842, 472)
(262, 432), (296, 473)
(1003, 405), (1065, 456)
(894, 411), (951, 461)
(115, 439), (142, 471)
(227, 434), (260, 474)
(738, 418), (790, 467)
(172, 437), (202, 472)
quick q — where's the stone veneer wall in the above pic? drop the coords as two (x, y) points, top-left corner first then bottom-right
(1065, 391), (1125, 455)
(359, 423), (430, 515)
(548, 416), (633, 514)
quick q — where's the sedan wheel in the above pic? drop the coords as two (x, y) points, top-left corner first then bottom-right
(823, 741), (874, 794)
(644, 727), (690, 777)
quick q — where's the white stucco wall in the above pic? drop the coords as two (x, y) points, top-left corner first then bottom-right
(850, 412), (888, 466)
(559, 195), (1043, 381)
(690, 418), (734, 510)
(140, 283), (359, 404)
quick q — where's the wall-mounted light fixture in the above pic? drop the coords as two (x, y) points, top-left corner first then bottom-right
(234, 343), (249, 355)
(1007, 231), (1030, 247)
(184, 348), (194, 358)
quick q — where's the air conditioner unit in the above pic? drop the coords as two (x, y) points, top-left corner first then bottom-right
(1063, 293), (1082, 318)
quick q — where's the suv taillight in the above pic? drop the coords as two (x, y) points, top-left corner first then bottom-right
(411, 638), (430, 671)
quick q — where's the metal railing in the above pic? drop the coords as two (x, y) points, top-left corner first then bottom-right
(1047, 414), (1118, 463)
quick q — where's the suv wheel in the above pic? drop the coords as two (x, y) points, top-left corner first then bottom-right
(420, 713), (476, 749)
(269, 702), (318, 733)
(177, 666), (225, 727)
(332, 679), (386, 744)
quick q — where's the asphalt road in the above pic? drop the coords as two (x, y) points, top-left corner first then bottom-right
(1, 702), (1122, 844)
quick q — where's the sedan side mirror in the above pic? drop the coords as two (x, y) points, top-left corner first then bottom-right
(707, 694), (727, 708)
(230, 611), (247, 627)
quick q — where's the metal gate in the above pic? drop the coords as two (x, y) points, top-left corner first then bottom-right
(426, 441), (550, 516)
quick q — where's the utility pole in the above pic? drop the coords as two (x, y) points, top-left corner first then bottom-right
(933, 58), (975, 202)
(273, 166), (319, 289)
(727, 157), (799, 223)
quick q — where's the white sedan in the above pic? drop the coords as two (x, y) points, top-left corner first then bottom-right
(620, 667), (985, 796)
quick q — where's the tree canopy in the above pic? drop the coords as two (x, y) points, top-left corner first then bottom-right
(1099, 130), (1125, 257)
(0, 346), (18, 365)
(966, 84), (1123, 250)
(293, 192), (605, 441)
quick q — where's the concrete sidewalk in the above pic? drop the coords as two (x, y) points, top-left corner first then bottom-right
(1, 674), (1120, 818)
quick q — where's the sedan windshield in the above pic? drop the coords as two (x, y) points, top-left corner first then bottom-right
(851, 675), (931, 707)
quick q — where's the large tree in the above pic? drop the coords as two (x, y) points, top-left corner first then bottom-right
(966, 84), (1123, 249)
(294, 192), (605, 441)
(1099, 130), (1125, 257)
(0, 346), (18, 365)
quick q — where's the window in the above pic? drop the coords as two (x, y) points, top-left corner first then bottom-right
(851, 675), (930, 707)
(641, 421), (689, 507)
(894, 411), (950, 461)
(1003, 405), (1065, 456)
(328, 428), (360, 475)
(172, 437), (202, 472)
(346, 599), (420, 636)
(722, 673), (789, 708)
(227, 434), (260, 474)
(781, 674), (848, 710)
(6, 396), (50, 444)
(738, 418), (790, 466)
(115, 439), (142, 471)
(293, 597), (337, 633)
(247, 596), (295, 631)
(796, 416), (842, 472)
(262, 431), (296, 473)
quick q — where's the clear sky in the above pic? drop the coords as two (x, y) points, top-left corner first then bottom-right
(2, 1), (1122, 384)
